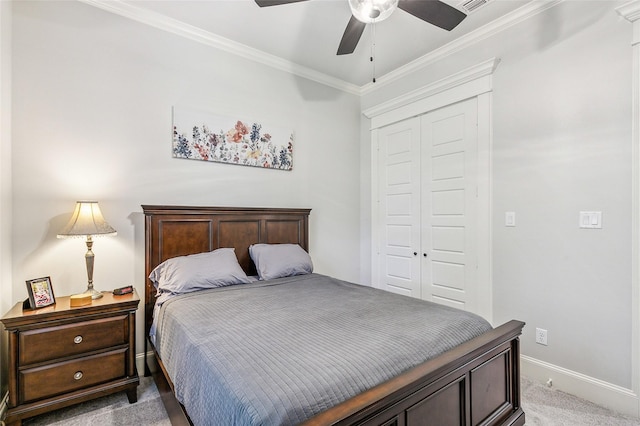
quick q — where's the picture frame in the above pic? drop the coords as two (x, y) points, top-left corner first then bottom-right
(25, 276), (56, 309)
(172, 107), (294, 171)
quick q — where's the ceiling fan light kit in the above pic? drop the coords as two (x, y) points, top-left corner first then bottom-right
(348, 0), (399, 23)
(254, 0), (467, 57)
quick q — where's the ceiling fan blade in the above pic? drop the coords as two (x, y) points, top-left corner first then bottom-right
(255, 0), (308, 7)
(398, 0), (467, 31)
(337, 15), (367, 55)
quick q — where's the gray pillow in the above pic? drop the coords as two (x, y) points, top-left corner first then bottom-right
(249, 243), (313, 280)
(149, 248), (251, 294)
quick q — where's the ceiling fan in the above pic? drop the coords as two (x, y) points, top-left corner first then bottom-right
(254, 0), (467, 55)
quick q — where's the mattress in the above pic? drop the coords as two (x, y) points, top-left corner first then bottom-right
(153, 273), (492, 425)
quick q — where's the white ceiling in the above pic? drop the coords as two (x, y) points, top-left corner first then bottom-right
(85, 0), (535, 90)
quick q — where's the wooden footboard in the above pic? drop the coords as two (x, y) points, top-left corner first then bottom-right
(147, 320), (524, 426)
(303, 320), (525, 426)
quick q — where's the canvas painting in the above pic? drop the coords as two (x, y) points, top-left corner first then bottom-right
(172, 108), (293, 170)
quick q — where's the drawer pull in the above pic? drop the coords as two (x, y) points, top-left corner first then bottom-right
(74, 335), (83, 344)
(74, 371), (83, 380)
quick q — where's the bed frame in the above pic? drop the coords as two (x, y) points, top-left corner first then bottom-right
(143, 205), (525, 426)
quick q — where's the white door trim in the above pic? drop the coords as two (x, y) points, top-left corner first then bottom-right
(364, 57), (500, 128)
(617, 0), (640, 416)
(370, 58), (498, 322)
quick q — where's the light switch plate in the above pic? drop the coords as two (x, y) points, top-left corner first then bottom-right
(505, 212), (516, 227)
(579, 211), (602, 229)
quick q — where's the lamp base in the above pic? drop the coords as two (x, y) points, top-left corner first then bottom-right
(84, 287), (103, 300)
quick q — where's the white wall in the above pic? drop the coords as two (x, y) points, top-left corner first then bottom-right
(9, 0), (361, 356)
(0, 0), (12, 403)
(492, 1), (631, 389)
(362, 0), (634, 406)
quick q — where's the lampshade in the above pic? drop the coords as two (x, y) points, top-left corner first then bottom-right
(348, 0), (399, 23)
(57, 201), (117, 238)
(57, 201), (116, 300)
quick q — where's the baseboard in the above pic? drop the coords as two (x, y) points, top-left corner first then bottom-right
(521, 355), (639, 418)
(136, 351), (155, 375)
(0, 390), (8, 423)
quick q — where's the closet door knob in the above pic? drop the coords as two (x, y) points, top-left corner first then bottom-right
(413, 252), (418, 256)
(423, 253), (428, 257)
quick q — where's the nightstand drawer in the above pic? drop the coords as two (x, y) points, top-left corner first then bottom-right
(19, 315), (128, 365)
(19, 348), (127, 403)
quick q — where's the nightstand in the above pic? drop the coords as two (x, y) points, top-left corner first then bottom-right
(1, 290), (140, 426)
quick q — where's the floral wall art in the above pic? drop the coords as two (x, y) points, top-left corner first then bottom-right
(172, 108), (293, 170)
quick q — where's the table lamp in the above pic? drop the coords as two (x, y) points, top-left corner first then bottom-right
(57, 201), (117, 299)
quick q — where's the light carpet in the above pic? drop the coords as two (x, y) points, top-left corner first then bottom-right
(22, 376), (170, 426)
(17, 376), (640, 425)
(521, 377), (640, 426)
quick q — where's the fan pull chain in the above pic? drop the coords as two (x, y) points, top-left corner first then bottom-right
(370, 22), (376, 83)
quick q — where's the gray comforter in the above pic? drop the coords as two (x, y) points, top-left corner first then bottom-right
(154, 273), (492, 426)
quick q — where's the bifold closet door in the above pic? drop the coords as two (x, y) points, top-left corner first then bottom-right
(421, 98), (478, 311)
(377, 117), (421, 298)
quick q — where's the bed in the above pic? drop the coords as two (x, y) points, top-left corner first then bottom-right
(143, 205), (525, 426)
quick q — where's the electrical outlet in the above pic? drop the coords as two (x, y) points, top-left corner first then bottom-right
(536, 328), (548, 345)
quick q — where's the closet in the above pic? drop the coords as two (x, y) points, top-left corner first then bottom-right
(368, 60), (497, 318)
(375, 97), (482, 313)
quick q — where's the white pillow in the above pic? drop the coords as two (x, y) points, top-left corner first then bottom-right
(249, 243), (313, 280)
(149, 248), (251, 294)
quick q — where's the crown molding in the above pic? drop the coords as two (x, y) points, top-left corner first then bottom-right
(360, 0), (564, 95)
(618, 1), (640, 22)
(79, 0), (563, 97)
(77, 0), (362, 95)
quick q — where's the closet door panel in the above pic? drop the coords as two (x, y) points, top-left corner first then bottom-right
(377, 117), (421, 297)
(421, 98), (478, 310)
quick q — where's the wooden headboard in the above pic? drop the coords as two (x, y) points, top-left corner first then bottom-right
(142, 205), (311, 341)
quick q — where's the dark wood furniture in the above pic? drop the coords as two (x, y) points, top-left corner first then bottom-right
(1, 291), (140, 426)
(143, 205), (525, 426)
